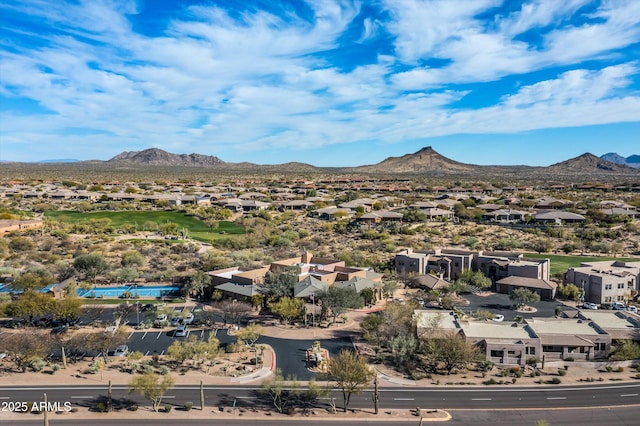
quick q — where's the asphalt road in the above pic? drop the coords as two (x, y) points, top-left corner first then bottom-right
(3, 383), (640, 413)
(459, 293), (567, 321)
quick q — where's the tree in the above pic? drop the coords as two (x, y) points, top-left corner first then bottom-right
(327, 349), (375, 412)
(73, 253), (109, 283)
(382, 280), (399, 300)
(2, 333), (53, 372)
(186, 270), (210, 301)
(6, 290), (56, 324)
(52, 296), (83, 324)
(457, 270), (492, 290)
(121, 251), (144, 268)
(317, 286), (363, 323)
(13, 268), (53, 291)
(557, 283), (583, 301)
(128, 372), (175, 412)
(236, 323), (264, 347)
(509, 287), (541, 309)
(269, 297), (304, 325)
(260, 369), (300, 414)
(611, 340), (640, 361)
(421, 332), (481, 374)
(212, 300), (253, 325)
(115, 267), (139, 283)
(87, 328), (128, 362)
(262, 271), (297, 302)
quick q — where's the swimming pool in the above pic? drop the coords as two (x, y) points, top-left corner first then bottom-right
(77, 285), (181, 298)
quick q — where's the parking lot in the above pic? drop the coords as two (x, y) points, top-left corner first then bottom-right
(456, 292), (568, 321)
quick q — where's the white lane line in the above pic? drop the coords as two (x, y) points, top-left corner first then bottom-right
(471, 398), (492, 401)
(160, 350), (165, 356)
(71, 396), (93, 399)
(128, 332), (134, 339)
(142, 331), (148, 339)
(163, 396), (176, 399)
(236, 397), (257, 399)
(144, 351), (150, 356)
(0, 397), (10, 399)
(156, 332), (162, 339)
(393, 398), (415, 401)
(547, 397), (566, 400)
(200, 330), (204, 338)
(620, 394), (638, 397)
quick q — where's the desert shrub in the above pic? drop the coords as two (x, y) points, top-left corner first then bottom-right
(184, 401), (193, 411)
(164, 405), (172, 413)
(557, 369), (567, 376)
(549, 377), (561, 384)
(483, 378), (498, 385)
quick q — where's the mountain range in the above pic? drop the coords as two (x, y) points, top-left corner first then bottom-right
(600, 152), (640, 169)
(5, 147), (640, 176)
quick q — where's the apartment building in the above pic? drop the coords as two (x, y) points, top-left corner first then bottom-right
(567, 261), (640, 305)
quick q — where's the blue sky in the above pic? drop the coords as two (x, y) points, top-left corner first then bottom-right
(1, 0), (639, 166)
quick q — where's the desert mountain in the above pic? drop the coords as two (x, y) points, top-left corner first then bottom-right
(548, 153), (635, 173)
(601, 152), (640, 169)
(354, 146), (476, 173)
(108, 148), (225, 167)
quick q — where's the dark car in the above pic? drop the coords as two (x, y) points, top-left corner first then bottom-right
(51, 325), (68, 334)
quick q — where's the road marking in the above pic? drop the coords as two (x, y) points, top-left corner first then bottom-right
(394, 398), (414, 401)
(237, 396), (257, 399)
(547, 397), (567, 400)
(621, 394), (638, 397)
(0, 397), (10, 399)
(71, 396), (93, 399)
(163, 396), (175, 399)
(128, 332), (134, 339)
(156, 332), (162, 339)
(142, 331), (148, 339)
(471, 398), (492, 401)
(200, 330), (204, 338)
(186, 331), (190, 338)
(160, 350), (165, 356)
(144, 351), (150, 356)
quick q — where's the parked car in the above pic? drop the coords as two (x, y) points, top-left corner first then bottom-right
(626, 306), (638, 313)
(492, 314), (505, 322)
(156, 314), (167, 322)
(600, 303), (613, 310)
(113, 345), (129, 357)
(170, 316), (182, 326)
(582, 302), (598, 310)
(183, 312), (194, 325)
(174, 325), (188, 337)
(613, 302), (626, 310)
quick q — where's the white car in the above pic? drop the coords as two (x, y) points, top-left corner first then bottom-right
(113, 345), (129, 357)
(626, 306), (638, 313)
(174, 325), (188, 337)
(582, 302), (598, 310)
(183, 312), (194, 325)
(156, 314), (167, 322)
(492, 314), (505, 322)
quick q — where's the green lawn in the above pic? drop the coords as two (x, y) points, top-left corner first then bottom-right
(524, 253), (640, 275)
(45, 210), (244, 243)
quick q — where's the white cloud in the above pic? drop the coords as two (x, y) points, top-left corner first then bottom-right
(1, 0), (639, 163)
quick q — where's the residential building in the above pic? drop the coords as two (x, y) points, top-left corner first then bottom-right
(567, 261), (640, 305)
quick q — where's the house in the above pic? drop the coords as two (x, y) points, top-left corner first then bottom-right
(358, 210), (403, 224)
(395, 248), (474, 280)
(0, 219), (43, 236)
(534, 211), (585, 225)
(311, 206), (354, 220)
(495, 276), (557, 300)
(577, 311), (640, 341)
(482, 209), (529, 223)
(567, 261), (640, 305)
(477, 252), (550, 282)
(526, 317), (611, 361)
(459, 321), (540, 367)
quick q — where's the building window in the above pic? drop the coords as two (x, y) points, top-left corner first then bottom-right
(594, 343), (606, 351)
(526, 347), (536, 355)
(618, 283), (625, 289)
(605, 296), (612, 302)
(617, 295), (625, 301)
(490, 350), (504, 357)
(605, 284), (612, 290)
